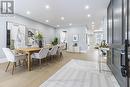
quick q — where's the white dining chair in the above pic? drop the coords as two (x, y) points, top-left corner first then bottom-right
(31, 48), (49, 66)
(2, 48), (27, 75)
(48, 46), (58, 60)
(57, 45), (63, 58)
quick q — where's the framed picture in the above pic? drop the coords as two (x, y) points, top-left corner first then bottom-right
(28, 31), (34, 37)
(73, 34), (79, 41)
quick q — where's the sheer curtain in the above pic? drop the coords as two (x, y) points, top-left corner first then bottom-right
(60, 31), (66, 43)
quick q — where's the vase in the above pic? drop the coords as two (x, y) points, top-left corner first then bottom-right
(39, 40), (42, 48)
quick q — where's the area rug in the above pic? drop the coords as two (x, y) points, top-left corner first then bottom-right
(39, 59), (120, 87)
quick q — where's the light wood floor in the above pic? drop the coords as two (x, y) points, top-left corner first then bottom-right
(0, 49), (99, 87)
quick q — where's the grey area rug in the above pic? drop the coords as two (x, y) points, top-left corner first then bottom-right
(40, 59), (120, 87)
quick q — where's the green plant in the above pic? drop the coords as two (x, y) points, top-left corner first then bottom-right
(52, 37), (58, 45)
(34, 32), (43, 41)
(99, 40), (108, 48)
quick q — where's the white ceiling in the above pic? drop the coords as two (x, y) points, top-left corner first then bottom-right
(15, 0), (110, 29)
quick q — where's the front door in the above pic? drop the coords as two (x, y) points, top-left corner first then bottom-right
(107, 0), (129, 87)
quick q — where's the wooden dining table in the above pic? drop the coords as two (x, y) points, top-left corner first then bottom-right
(17, 47), (41, 71)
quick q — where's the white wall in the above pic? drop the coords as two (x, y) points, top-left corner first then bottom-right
(103, 18), (107, 41)
(101, 17), (107, 41)
(0, 14), (56, 58)
(56, 26), (88, 52)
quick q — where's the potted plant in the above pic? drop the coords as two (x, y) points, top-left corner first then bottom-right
(52, 37), (58, 45)
(35, 32), (43, 48)
(99, 40), (108, 48)
(99, 40), (109, 55)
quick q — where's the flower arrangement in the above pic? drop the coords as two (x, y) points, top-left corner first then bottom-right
(34, 32), (43, 48)
(34, 32), (43, 41)
(99, 40), (108, 48)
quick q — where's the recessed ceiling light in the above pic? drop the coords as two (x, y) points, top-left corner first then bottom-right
(57, 25), (60, 27)
(87, 14), (91, 18)
(85, 5), (89, 9)
(45, 5), (50, 9)
(61, 17), (65, 20)
(26, 11), (31, 15)
(45, 20), (49, 22)
(69, 23), (72, 26)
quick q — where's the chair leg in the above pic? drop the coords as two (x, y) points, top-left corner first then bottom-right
(50, 55), (53, 62)
(12, 62), (16, 75)
(55, 55), (57, 60)
(25, 60), (28, 68)
(18, 60), (21, 66)
(45, 58), (47, 65)
(60, 52), (63, 58)
(52, 55), (54, 61)
(14, 62), (17, 67)
(5, 61), (10, 72)
(50, 55), (54, 62)
(46, 57), (49, 64)
(39, 59), (42, 66)
(45, 57), (48, 65)
(23, 59), (27, 68)
(52, 55), (55, 62)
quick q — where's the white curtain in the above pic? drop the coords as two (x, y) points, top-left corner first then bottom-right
(60, 32), (66, 43)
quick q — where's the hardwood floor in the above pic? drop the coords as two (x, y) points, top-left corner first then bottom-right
(0, 49), (102, 87)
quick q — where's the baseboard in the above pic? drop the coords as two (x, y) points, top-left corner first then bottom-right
(0, 58), (7, 63)
(66, 50), (87, 53)
(80, 50), (87, 53)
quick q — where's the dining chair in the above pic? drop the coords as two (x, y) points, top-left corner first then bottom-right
(2, 48), (27, 75)
(57, 45), (63, 58)
(48, 46), (58, 60)
(31, 48), (49, 66)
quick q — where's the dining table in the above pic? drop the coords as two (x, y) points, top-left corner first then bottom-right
(17, 47), (41, 71)
(16, 44), (56, 71)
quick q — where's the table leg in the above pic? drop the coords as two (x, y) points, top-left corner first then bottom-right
(27, 53), (32, 71)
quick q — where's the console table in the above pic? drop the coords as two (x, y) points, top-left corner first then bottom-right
(67, 46), (80, 53)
